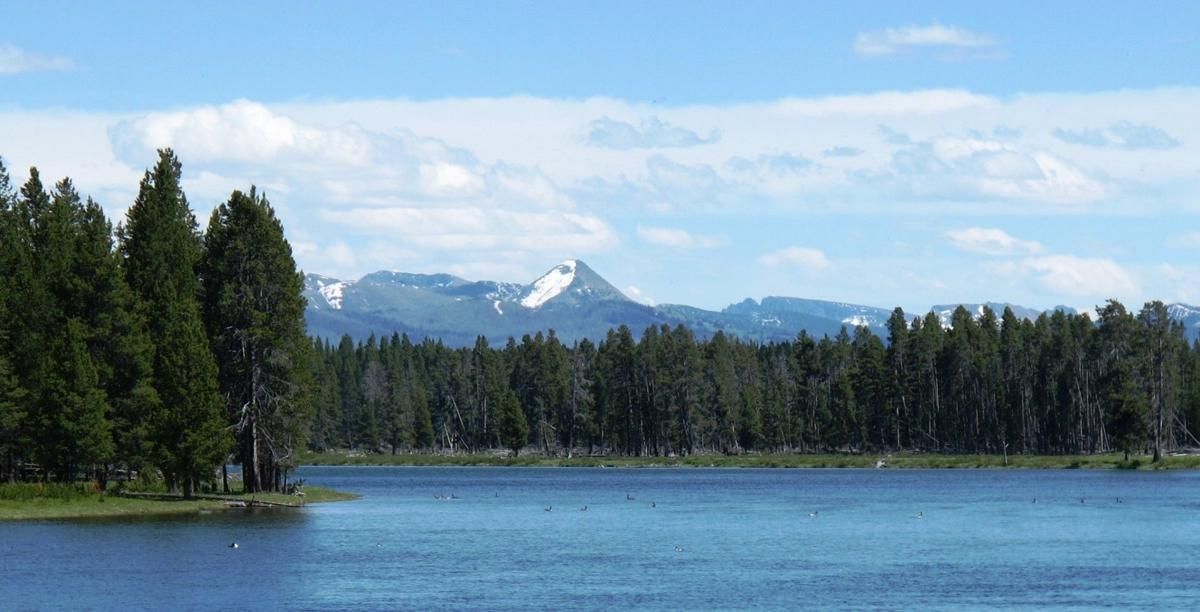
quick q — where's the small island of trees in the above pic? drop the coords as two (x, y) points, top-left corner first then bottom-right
(0, 151), (308, 495)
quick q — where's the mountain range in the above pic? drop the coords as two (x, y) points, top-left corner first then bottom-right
(304, 259), (1200, 346)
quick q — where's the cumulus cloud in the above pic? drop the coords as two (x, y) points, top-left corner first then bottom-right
(0, 44), (73, 74)
(109, 99), (405, 170)
(1017, 255), (1138, 298)
(854, 24), (998, 58)
(586, 116), (717, 149)
(1053, 121), (1181, 150)
(636, 226), (724, 249)
(758, 247), (831, 270)
(946, 227), (1042, 256)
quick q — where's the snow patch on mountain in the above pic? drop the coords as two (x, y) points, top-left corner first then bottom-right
(842, 315), (872, 327)
(317, 279), (351, 310)
(1167, 303), (1200, 323)
(493, 300), (503, 315)
(486, 283), (524, 302)
(521, 260), (577, 309)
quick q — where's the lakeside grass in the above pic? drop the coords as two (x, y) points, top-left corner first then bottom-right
(0, 483), (358, 521)
(302, 450), (1200, 470)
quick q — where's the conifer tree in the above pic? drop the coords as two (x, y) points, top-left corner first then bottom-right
(0, 159), (28, 480)
(120, 150), (226, 496)
(497, 390), (528, 456)
(201, 187), (311, 491)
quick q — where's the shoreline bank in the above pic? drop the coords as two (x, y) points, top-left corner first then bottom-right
(0, 485), (359, 521)
(301, 451), (1200, 470)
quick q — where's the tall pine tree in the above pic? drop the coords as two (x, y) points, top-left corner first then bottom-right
(201, 187), (311, 492)
(120, 150), (226, 496)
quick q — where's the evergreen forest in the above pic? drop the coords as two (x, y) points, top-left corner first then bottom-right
(3, 153), (1200, 497)
(309, 302), (1200, 463)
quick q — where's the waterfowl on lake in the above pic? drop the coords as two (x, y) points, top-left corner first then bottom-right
(229, 542), (239, 549)
(809, 511), (818, 518)
(544, 505), (552, 512)
(579, 505), (588, 511)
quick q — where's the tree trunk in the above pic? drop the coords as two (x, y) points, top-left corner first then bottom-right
(244, 416), (260, 493)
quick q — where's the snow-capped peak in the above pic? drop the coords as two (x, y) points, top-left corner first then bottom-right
(521, 260), (577, 309)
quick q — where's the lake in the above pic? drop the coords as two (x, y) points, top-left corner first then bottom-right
(3, 467), (1199, 610)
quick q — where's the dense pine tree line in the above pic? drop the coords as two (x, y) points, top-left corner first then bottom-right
(0, 152), (310, 494)
(311, 304), (1200, 460)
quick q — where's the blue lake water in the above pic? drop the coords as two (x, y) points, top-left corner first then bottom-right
(3, 466), (1200, 610)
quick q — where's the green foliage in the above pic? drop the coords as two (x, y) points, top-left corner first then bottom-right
(121, 150), (227, 496)
(201, 187), (310, 492)
(0, 482), (95, 501)
(497, 391), (529, 456)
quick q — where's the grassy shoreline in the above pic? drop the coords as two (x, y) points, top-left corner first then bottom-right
(302, 450), (1200, 470)
(0, 485), (358, 521)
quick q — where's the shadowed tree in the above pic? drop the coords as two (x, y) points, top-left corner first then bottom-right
(201, 187), (311, 492)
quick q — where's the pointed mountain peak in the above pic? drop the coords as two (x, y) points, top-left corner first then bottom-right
(519, 259), (629, 309)
(520, 260), (578, 308)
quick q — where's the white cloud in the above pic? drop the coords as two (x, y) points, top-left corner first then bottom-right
(0, 44), (73, 75)
(774, 89), (992, 116)
(322, 207), (617, 253)
(855, 24), (998, 58)
(946, 227), (1042, 256)
(1020, 255), (1138, 298)
(758, 247), (831, 270)
(636, 226), (723, 249)
(882, 135), (1108, 204)
(109, 99), (375, 166)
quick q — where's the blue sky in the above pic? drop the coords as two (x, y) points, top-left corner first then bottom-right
(3, 2), (1200, 314)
